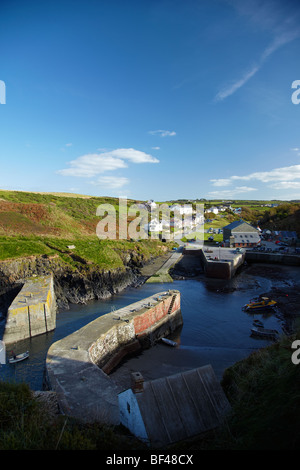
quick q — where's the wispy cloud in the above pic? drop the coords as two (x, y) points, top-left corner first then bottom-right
(210, 163), (300, 196)
(91, 175), (129, 189)
(215, 1), (300, 101)
(269, 181), (300, 190)
(60, 142), (73, 151)
(149, 130), (176, 137)
(230, 165), (300, 183)
(207, 186), (257, 198)
(210, 178), (232, 187)
(291, 147), (300, 156)
(215, 65), (259, 102)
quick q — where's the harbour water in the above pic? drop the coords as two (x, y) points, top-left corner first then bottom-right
(0, 265), (293, 390)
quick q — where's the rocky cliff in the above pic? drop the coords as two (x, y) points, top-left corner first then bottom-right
(0, 253), (143, 312)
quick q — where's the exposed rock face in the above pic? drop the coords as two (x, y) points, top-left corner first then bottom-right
(0, 254), (142, 311)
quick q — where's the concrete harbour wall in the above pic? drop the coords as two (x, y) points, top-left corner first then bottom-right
(45, 290), (182, 425)
(246, 252), (300, 266)
(184, 248), (245, 279)
(2, 275), (57, 344)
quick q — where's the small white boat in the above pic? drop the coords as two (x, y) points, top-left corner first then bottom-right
(9, 351), (29, 364)
(161, 337), (177, 347)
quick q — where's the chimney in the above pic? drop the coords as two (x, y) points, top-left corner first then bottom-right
(131, 372), (144, 393)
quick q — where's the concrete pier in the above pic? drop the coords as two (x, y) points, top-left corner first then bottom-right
(45, 290), (182, 425)
(2, 275), (57, 344)
(182, 246), (245, 279)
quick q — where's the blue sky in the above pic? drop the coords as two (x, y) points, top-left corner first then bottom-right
(1, 0), (300, 201)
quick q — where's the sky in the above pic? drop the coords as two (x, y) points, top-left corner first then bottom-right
(1, 0), (300, 201)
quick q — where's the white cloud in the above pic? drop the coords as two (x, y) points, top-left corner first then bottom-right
(149, 130), (176, 137)
(207, 186), (257, 198)
(65, 143), (72, 147)
(291, 147), (300, 156)
(269, 181), (300, 190)
(210, 178), (233, 187)
(91, 176), (129, 189)
(211, 164), (300, 186)
(57, 153), (127, 177)
(107, 148), (159, 164)
(232, 165), (300, 183)
(57, 148), (159, 178)
(152, 146), (160, 150)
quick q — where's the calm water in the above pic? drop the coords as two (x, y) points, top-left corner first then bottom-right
(0, 266), (289, 389)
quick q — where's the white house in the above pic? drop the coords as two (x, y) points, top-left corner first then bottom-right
(145, 218), (162, 232)
(205, 206), (219, 215)
(169, 204), (193, 215)
(147, 200), (157, 210)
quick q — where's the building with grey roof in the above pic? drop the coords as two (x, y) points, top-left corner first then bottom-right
(223, 219), (260, 248)
(118, 365), (231, 448)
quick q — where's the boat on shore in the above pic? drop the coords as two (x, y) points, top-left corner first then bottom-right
(161, 337), (177, 347)
(243, 297), (277, 312)
(250, 326), (279, 339)
(8, 351), (29, 364)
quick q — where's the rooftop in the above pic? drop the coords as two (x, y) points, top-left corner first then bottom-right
(126, 364), (230, 447)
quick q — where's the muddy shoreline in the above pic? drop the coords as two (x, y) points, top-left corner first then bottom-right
(171, 254), (300, 313)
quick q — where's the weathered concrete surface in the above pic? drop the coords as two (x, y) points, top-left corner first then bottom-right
(45, 290), (182, 425)
(2, 275), (57, 344)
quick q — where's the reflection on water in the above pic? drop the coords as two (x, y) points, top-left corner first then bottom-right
(0, 268), (288, 389)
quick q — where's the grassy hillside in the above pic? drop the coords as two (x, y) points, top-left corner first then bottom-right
(0, 190), (174, 269)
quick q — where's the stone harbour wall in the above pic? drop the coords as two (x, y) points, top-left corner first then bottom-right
(3, 274), (57, 344)
(45, 290), (182, 425)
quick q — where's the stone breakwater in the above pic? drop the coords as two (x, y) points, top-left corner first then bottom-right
(44, 290), (182, 425)
(3, 274), (57, 344)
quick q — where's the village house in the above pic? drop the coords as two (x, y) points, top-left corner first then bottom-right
(223, 219), (261, 248)
(204, 206), (219, 215)
(276, 230), (298, 245)
(145, 217), (162, 233)
(169, 203), (193, 215)
(147, 199), (157, 210)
